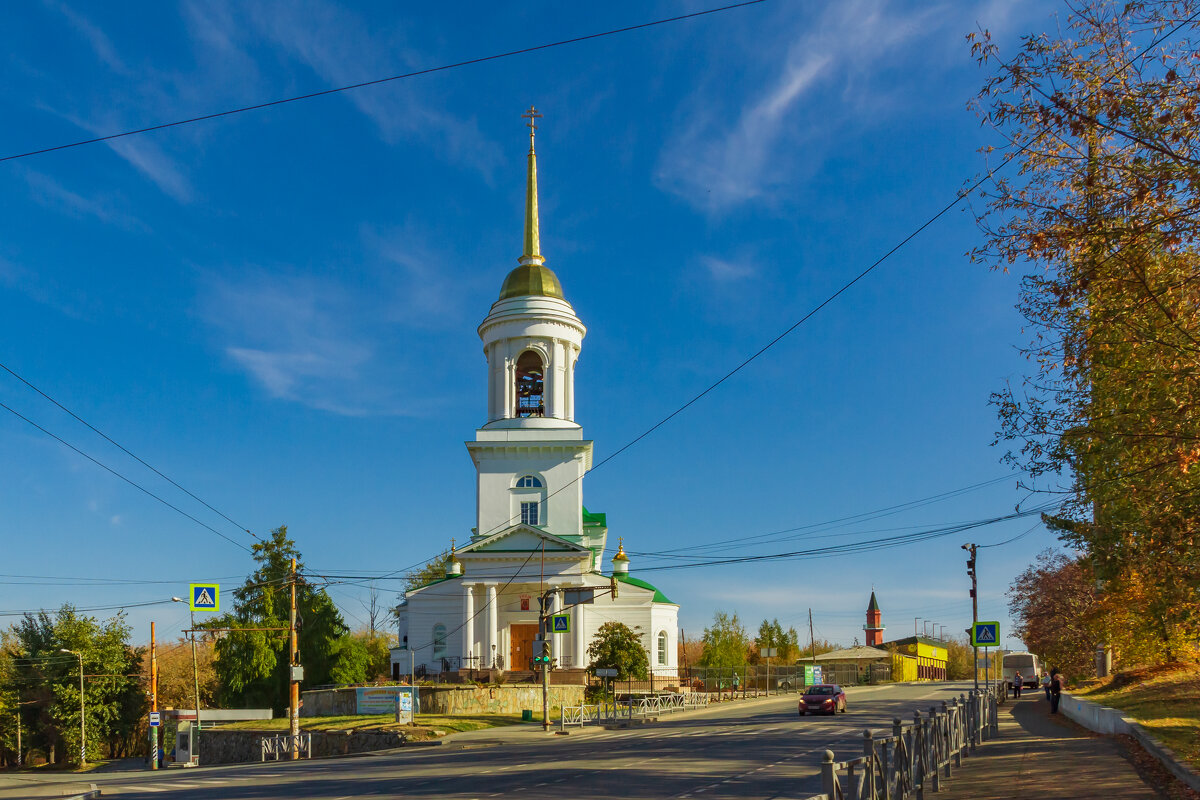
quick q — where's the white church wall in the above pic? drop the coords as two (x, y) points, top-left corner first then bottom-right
(473, 448), (586, 539)
(650, 604), (679, 671)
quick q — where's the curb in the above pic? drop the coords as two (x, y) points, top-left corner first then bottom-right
(63, 784), (100, 799)
(1126, 720), (1200, 792)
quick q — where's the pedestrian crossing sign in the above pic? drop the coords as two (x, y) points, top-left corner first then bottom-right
(551, 614), (570, 633)
(190, 583), (220, 612)
(971, 621), (999, 647)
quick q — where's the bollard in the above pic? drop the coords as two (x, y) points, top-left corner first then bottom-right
(820, 750), (838, 799)
(863, 729), (875, 799)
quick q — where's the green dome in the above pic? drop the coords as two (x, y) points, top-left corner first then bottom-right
(499, 262), (564, 300)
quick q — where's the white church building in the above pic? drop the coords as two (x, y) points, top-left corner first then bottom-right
(391, 111), (679, 681)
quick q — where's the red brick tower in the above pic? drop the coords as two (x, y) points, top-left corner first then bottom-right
(864, 591), (884, 646)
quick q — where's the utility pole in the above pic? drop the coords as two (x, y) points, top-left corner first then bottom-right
(289, 557), (301, 759)
(808, 608), (816, 667)
(150, 622), (158, 770)
(15, 688), (21, 768)
(963, 543), (979, 692)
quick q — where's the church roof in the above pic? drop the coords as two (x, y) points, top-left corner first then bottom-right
(499, 262), (564, 300)
(458, 523), (589, 555)
(582, 506), (607, 527)
(812, 646), (891, 662)
(613, 572), (675, 605)
(868, 591), (880, 612)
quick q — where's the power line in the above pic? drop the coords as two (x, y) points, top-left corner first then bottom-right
(0, 1), (766, 166)
(0, 399), (251, 552)
(0, 360), (258, 540)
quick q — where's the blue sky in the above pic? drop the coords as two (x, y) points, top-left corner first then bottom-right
(1, 0), (1062, 652)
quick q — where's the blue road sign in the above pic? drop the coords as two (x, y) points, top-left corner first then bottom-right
(971, 621), (1000, 647)
(551, 614), (571, 633)
(149, 711), (161, 727)
(190, 583), (220, 612)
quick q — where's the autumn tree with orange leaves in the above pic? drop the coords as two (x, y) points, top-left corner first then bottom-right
(971, 1), (1200, 661)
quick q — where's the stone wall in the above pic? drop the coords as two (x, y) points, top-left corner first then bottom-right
(301, 684), (586, 718)
(199, 729), (414, 765)
(418, 684), (584, 715)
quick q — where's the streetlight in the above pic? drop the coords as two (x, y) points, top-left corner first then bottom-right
(59, 649), (85, 766)
(172, 596), (201, 764)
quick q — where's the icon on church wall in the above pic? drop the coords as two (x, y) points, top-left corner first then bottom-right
(520, 595), (531, 611)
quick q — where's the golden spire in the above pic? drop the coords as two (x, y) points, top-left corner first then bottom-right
(521, 106), (543, 264)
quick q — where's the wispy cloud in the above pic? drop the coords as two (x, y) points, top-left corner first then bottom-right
(42, 0), (128, 74)
(183, 0), (503, 179)
(656, 1), (955, 213)
(23, 170), (147, 229)
(701, 255), (756, 282)
(199, 224), (484, 416)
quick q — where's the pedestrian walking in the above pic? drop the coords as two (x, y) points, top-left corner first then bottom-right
(732, 671), (740, 696)
(1013, 671), (1023, 698)
(1049, 669), (1064, 714)
(1042, 673), (1052, 701)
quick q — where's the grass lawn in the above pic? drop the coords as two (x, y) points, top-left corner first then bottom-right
(218, 711), (539, 735)
(1074, 663), (1200, 770)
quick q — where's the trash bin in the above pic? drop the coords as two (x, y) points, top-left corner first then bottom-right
(521, 709), (533, 721)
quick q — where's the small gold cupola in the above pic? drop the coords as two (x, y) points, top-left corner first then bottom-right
(612, 538), (630, 575)
(445, 541), (463, 578)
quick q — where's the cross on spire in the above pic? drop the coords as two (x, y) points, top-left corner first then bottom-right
(522, 106), (542, 151)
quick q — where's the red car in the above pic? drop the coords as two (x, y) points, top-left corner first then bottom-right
(798, 684), (846, 716)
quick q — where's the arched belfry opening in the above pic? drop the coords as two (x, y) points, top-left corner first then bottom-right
(515, 350), (545, 417)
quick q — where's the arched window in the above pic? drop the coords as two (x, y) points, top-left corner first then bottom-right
(432, 624), (447, 657)
(658, 631), (669, 666)
(515, 350), (545, 417)
(516, 475), (543, 488)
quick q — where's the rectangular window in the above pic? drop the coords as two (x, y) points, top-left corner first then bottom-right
(521, 501), (539, 526)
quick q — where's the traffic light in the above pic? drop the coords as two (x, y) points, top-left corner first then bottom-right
(533, 639), (553, 667)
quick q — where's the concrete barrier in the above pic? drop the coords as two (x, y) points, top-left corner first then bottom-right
(1059, 693), (1131, 734)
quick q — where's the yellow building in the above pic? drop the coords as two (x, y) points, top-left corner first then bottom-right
(885, 636), (949, 680)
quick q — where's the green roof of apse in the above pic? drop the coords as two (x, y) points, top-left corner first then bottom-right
(614, 573), (674, 605)
(582, 506), (606, 527)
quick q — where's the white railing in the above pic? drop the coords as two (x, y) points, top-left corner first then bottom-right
(260, 733), (312, 761)
(622, 692), (711, 718)
(802, 688), (999, 800)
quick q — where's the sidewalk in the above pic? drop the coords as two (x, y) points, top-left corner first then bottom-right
(936, 695), (1176, 800)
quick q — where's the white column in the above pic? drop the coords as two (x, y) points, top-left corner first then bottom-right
(487, 584), (499, 669)
(463, 584), (475, 665)
(574, 602), (585, 670)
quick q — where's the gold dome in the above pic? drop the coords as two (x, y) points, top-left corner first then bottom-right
(612, 538), (629, 562)
(499, 262), (564, 300)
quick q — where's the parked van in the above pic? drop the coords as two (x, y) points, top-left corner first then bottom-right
(1001, 651), (1042, 694)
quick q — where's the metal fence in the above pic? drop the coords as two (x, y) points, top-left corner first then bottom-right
(799, 687), (1000, 800)
(260, 733), (311, 762)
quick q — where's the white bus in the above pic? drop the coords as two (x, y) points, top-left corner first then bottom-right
(1001, 651), (1042, 693)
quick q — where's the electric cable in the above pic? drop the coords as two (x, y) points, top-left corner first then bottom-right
(0, 1), (766, 165)
(0, 360), (258, 540)
(0, 399), (251, 552)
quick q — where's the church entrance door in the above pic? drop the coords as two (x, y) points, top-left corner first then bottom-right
(510, 623), (539, 671)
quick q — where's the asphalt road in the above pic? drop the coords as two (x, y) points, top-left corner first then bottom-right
(2, 682), (974, 800)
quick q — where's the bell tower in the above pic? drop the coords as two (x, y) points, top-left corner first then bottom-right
(467, 109), (594, 544)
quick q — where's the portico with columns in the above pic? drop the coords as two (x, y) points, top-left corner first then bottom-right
(392, 110), (678, 681)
